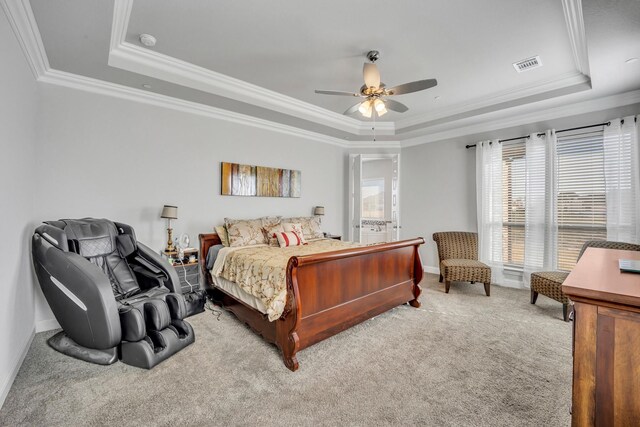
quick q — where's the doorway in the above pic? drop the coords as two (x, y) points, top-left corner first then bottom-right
(349, 154), (400, 243)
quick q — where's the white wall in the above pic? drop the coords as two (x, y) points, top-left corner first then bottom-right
(0, 10), (39, 408)
(34, 84), (347, 326)
(401, 103), (640, 272)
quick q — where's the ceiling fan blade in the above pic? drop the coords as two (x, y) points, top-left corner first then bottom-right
(363, 63), (380, 89)
(383, 99), (409, 113)
(386, 79), (437, 95)
(315, 90), (360, 97)
(343, 101), (363, 115)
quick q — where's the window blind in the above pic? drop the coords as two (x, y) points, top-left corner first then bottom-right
(556, 130), (606, 270)
(501, 130), (607, 271)
(502, 141), (526, 266)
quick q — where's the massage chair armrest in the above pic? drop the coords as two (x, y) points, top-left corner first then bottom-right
(32, 234), (122, 348)
(136, 242), (182, 294)
(35, 224), (69, 252)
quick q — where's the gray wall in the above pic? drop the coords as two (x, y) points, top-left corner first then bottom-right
(401, 140), (476, 270)
(0, 12), (39, 407)
(34, 84), (347, 327)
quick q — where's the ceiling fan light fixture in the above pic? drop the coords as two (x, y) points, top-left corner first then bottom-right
(359, 100), (373, 118)
(373, 98), (387, 116)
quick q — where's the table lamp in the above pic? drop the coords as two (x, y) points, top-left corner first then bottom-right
(314, 206), (325, 223)
(161, 205), (178, 252)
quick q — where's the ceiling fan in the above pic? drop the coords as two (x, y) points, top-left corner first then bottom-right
(315, 50), (437, 118)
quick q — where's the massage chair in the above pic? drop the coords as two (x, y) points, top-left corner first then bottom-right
(32, 218), (195, 369)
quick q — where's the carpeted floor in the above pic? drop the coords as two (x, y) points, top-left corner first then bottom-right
(0, 274), (572, 426)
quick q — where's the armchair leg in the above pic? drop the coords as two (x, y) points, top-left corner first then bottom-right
(439, 274), (443, 283)
(445, 280), (451, 293)
(483, 282), (490, 297)
(563, 304), (571, 322)
(530, 290), (539, 304)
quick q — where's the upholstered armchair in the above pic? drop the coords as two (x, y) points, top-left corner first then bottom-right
(531, 240), (640, 321)
(432, 232), (491, 296)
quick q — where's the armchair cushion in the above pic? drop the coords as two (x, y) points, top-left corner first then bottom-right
(440, 259), (491, 283)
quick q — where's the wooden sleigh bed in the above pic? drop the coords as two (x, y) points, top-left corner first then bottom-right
(199, 233), (425, 371)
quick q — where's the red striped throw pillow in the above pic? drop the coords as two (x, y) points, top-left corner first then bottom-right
(275, 231), (304, 247)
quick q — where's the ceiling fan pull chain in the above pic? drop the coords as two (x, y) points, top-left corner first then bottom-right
(372, 112), (376, 142)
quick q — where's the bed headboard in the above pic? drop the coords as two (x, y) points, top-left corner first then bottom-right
(199, 232), (221, 287)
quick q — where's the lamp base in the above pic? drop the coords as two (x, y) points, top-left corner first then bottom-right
(166, 227), (174, 252)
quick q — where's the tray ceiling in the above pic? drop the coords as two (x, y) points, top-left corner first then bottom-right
(13, 0), (640, 144)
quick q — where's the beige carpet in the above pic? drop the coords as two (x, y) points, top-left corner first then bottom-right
(0, 274), (572, 426)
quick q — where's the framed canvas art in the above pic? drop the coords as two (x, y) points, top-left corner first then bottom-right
(221, 162), (301, 197)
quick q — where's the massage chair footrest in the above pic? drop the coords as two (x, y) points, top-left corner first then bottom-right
(119, 320), (195, 369)
(48, 331), (118, 365)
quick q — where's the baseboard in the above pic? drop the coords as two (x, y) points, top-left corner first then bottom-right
(36, 318), (60, 333)
(423, 265), (524, 288)
(423, 266), (439, 275)
(0, 328), (35, 410)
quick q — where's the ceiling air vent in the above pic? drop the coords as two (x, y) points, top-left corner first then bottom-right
(513, 56), (542, 73)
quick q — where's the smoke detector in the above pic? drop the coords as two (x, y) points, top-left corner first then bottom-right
(513, 56), (542, 73)
(139, 34), (157, 47)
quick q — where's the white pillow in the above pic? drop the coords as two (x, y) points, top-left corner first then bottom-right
(276, 231), (304, 247)
(282, 223), (307, 244)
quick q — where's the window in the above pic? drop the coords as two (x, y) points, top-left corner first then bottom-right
(556, 130), (607, 270)
(362, 178), (385, 219)
(501, 130), (607, 271)
(502, 141), (526, 267)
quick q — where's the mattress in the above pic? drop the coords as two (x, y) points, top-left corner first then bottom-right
(211, 274), (267, 314)
(209, 239), (357, 320)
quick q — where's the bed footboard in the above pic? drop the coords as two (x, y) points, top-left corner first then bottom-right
(277, 238), (424, 371)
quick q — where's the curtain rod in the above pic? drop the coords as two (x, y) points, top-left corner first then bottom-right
(464, 120), (623, 149)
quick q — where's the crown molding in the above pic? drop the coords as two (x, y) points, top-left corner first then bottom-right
(401, 89), (640, 148)
(0, 0), (398, 149)
(1, 0), (49, 78)
(40, 69), (356, 147)
(109, 0), (132, 52)
(562, 0), (590, 77)
(396, 71), (591, 130)
(108, 0), (396, 136)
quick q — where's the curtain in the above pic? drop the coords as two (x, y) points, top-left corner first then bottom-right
(603, 115), (640, 243)
(523, 130), (558, 287)
(476, 139), (504, 285)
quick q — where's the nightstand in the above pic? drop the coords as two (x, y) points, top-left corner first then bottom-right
(325, 234), (342, 241)
(162, 248), (205, 316)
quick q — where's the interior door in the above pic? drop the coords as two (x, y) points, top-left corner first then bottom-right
(349, 154), (363, 242)
(390, 154), (400, 241)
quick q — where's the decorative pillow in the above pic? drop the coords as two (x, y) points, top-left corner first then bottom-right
(282, 216), (323, 240)
(282, 223), (307, 244)
(224, 218), (267, 247)
(214, 225), (230, 247)
(276, 231), (304, 247)
(260, 216), (281, 229)
(263, 223), (284, 246)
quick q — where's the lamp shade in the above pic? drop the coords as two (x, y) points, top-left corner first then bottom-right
(314, 206), (325, 216)
(161, 205), (178, 219)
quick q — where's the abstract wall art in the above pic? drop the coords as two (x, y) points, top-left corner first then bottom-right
(221, 162), (301, 197)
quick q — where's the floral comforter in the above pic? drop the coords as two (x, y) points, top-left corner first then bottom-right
(211, 239), (357, 321)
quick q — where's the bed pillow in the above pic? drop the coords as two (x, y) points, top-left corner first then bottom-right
(224, 218), (267, 247)
(275, 231), (304, 248)
(263, 223), (284, 246)
(282, 222), (307, 244)
(260, 216), (281, 229)
(282, 216), (323, 240)
(214, 225), (230, 247)
(205, 244), (225, 270)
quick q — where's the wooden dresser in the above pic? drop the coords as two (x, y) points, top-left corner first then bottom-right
(562, 248), (640, 426)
